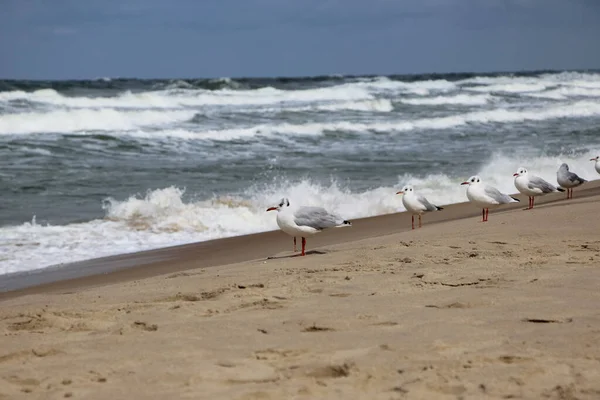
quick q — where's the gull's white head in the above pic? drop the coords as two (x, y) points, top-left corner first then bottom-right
(266, 197), (290, 212)
(558, 163), (569, 172)
(513, 167), (528, 177)
(460, 175), (482, 186)
(396, 185), (414, 195)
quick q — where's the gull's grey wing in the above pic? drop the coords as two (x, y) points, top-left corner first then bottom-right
(484, 185), (517, 204)
(294, 206), (346, 230)
(563, 170), (586, 185)
(528, 176), (559, 193)
(416, 195), (442, 211)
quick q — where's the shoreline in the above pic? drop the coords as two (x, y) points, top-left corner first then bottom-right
(2, 181), (600, 299)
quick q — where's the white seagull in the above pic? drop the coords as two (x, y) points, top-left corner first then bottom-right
(513, 167), (564, 209)
(461, 175), (519, 222)
(396, 185), (443, 229)
(591, 156), (600, 175)
(556, 163), (587, 199)
(267, 198), (351, 256)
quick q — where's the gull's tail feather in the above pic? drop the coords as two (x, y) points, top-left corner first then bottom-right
(556, 187), (566, 192)
(510, 197), (520, 202)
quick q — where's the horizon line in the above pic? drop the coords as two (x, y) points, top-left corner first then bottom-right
(1, 67), (599, 83)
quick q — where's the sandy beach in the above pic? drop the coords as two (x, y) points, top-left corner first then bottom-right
(1, 184), (600, 399)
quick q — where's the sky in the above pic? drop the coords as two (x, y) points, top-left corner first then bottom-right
(1, 0), (599, 79)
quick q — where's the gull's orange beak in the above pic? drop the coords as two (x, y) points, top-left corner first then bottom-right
(266, 207), (277, 212)
(396, 191), (404, 195)
(460, 182), (469, 185)
(513, 173), (519, 177)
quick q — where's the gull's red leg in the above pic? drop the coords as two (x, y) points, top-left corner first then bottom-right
(419, 214), (422, 228)
(293, 237), (297, 252)
(301, 237), (306, 256)
(411, 215), (414, 230)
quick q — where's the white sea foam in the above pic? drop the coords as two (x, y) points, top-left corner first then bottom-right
(400, 94), (491, 106)
(0, 87), (394, 118)
(466, 82), (549, 93)
(0, 90), (30, 101)
(539, 71), (600, 85)
(0, 109), (195, 134)
(526, 86), (600, 100)
(0, 85), (376, 109)
(5, 99), (594, 139)
(0, 78), (456, 111)
(353, 77), (456, 95)
(121, 100), (600, 141)
(283, 99), (394, 113)
(459, 72), (600, 95)
(1, 151), (598, 276)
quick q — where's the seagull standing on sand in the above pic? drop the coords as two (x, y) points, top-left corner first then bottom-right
(266, 198), (351, 256)
(396, 185), (443, 229)
(556, 163), (586, 199)
(591, 156), (600, 175)
(513, 167), (564, 210)
(461, 176), (519, 222)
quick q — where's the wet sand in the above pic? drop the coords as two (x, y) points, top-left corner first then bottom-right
(1, 183), (599, 399)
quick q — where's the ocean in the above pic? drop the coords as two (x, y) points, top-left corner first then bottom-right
(1, 71), (600, 276)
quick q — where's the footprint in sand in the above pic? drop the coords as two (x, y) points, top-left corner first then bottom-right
(305, 363), (354, 379)
(3, 376), (41, 395)
(159, 287), (231, 303)
(7, 315), (53, 332)
(254, 348), (307, 361)
(302, 324), (335, 332)
(425, 302), (471, 309)
(131, 321), (158, 331)
(371, 321), (399, 327)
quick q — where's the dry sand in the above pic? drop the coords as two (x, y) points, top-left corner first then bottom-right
(1, 185), (600, 399)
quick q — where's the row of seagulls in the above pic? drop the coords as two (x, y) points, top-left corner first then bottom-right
(397, 158), (599, 226)
(268, 156), (600, 253)
(396, 175), (519, 226)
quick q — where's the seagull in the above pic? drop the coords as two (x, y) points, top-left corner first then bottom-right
(266, 198), (351, 256)
(591, 156), (600, 175)
(513, 167), (564, 209)
(556, 163), (587, 199)
(461, 176), (519, 221)
(396, 185), (443, 229)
